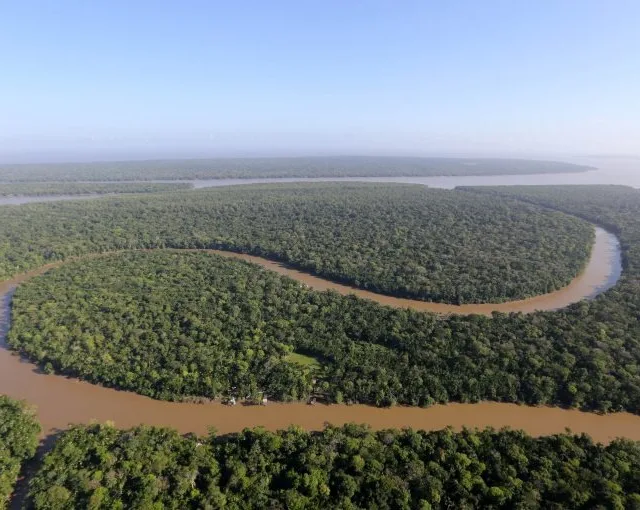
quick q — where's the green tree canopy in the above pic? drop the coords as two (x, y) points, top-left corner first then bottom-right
(0, 396), (41, 509)
(26, 423), (640, 509)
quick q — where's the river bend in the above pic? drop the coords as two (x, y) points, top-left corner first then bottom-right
(0, 223), (636, 443)
(207, 226), (620, 315)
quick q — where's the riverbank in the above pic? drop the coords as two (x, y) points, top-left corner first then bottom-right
(2, 343), (640, 444)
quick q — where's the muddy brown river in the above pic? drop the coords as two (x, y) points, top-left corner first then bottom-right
(1, 224), (637, 444)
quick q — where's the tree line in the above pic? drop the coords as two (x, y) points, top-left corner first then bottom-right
(26, 423), (640, 509)
(0, 184), (593, 304)
(0, 182), (191, 196)
(0, 396), (40, 509)
(0, 156), (590, 182)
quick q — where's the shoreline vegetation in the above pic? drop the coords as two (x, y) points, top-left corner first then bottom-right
(2, 183), (639, 414)
(0, 156), (592, 182)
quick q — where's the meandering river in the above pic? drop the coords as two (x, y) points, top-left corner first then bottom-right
(206, 226), (620, 315)
(0, 222), (636, 443)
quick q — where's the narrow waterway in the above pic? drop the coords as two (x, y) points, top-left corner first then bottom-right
(0, 224), (634, 444)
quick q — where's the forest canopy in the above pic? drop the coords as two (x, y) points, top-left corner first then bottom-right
(0, 184), (594, 304)
(4, 184), (640, 509)
(26, 423), (640, 510)
(0, 396), (41, 509)
(0, 156), (591, 182)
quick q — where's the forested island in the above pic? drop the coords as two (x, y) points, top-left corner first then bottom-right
(0, 396), (40, 509)
(0, 182), (191, 196)
(0, 184), (593, 304)
(24, 423), (640, 509)
(0, 156), (592, 182)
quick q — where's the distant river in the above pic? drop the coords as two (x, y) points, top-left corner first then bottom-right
(0, 157), (638, 206)
(181, 156), (640, 190)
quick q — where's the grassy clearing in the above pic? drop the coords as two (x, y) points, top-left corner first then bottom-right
(284, 352), (322, 370)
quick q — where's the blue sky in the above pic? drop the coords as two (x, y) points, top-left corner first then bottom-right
(1, 1), (639, 160)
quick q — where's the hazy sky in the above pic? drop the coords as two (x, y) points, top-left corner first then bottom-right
(1, 1), (639, 161)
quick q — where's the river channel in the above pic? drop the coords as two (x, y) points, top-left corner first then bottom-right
(0, 221), (635, 443)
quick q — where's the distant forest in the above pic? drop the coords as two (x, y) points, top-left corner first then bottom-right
(0, 182), (191, 196)
(0, 156), (591, 182)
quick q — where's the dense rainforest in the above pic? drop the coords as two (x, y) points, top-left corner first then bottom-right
(9, 252), (315, 402)
(4, 184), (640, 509)
(26, 423), (640, 509)
(0, 184), (593, 304)
(0, 396), (40, 509)
(0, 156), (591, 182)
(0, 182), (191, 196)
